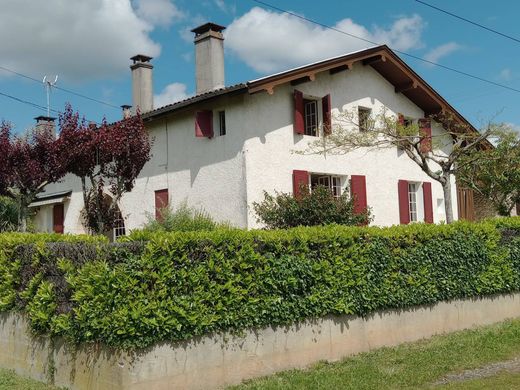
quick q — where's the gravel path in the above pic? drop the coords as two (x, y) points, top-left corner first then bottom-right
(434, 357), (520, 385)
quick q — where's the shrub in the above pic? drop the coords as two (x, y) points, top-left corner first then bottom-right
(253, 185), (371, 229)
(0, 196), (18, 232)
(140, 201), (230, 232)
(0, 218), (518, 349)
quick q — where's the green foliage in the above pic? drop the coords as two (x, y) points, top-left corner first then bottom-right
(253, 185), (371, 229)
(140, 201), (230, 232)
(0, 196), (18, 232)
(0, 218), (519, 350)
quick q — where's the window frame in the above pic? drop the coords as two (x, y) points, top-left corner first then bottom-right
(303, 98), (319, 137)
(310, 173), (343, 198)
(358, 106), (371, 132)
(407, 182), (425, 222)
(218, 110), (226, 136)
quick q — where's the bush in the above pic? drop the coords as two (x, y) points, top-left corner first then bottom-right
(140, 201), (230, 232)
(0, 196), (18, 232)
(253, 185), (371, 229)
(0, 218), (519, 349)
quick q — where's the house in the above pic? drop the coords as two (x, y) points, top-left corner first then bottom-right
(31, 22), (479, 237)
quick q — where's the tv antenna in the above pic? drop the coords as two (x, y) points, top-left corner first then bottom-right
(42, 75), (58, 117)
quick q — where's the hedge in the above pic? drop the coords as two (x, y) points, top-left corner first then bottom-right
(0, 218), (519, 349)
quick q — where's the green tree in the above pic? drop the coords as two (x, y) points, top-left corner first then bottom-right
(253, 184), (370, 229)
(0, 196), (18, 232)
(458, 127), (520, 216)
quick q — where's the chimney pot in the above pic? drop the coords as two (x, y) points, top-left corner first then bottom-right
(121, 105), (132, 119)
(34, 116), (56, 138)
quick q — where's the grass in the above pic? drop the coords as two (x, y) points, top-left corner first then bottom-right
(230, 318), (520, 389)
(0, 368), (57, 390)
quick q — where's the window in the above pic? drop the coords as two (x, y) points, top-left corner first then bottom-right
(113, 210), (126, 239)
(358, 107), (371, 132)
(311, 174), (342, 198)
(408, 183), (418, 222)
(304, 99), (318, 136)
(218, 111), (226, 136)
(155, 189), (169, 221)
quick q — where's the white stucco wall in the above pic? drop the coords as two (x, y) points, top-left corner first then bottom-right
(242, 63), (457, 228)
(32, 61), (460, 233)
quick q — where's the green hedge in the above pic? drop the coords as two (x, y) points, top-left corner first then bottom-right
(0, 218), (519, 349)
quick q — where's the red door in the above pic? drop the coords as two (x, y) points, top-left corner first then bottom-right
(53, 204), (64, 234)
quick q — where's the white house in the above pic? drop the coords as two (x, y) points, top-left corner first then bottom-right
(31, 23), (479, 237)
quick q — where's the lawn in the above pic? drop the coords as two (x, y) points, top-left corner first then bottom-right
(230, 318), (520, 389)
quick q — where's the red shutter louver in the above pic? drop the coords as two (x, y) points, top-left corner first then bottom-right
(292, 170), (309, 198)
(195, 110), (213, 138)
(293, 90), (305, 134)
(350, 175), (368, 225)
(423, 182), (434, 223)
(419, 118), (432, 153)
(53, 204), (64, 234)
(398, 180), (410, 225)
(322, 94), (332, 135)
(155, 189), (169, 221)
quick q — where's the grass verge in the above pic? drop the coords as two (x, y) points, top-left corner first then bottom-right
(0, 368), (57, 390)
(230, 318), (520, 389)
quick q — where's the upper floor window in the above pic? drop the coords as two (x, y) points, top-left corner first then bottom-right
(304, 99), (318, 136)
(218, 111), (226, 136)
(358, 107), (371, 132)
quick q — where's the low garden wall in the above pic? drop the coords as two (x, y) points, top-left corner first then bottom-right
(0, 218), (519, 388)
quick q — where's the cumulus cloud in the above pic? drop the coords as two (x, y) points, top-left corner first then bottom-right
(499, 68), (513, 81)
(154, 82), (190, 107)
(226, 7), (425, 74)
(0, 0), (182, 82)
(424, 42), (462, 64)
(134, 0), (184, 28)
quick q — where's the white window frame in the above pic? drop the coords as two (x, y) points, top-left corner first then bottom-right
(310, 173), (344, 198)
(408, 182), (425, 222)
(304, 99), (319, 136)
(113, 211), (126, 239)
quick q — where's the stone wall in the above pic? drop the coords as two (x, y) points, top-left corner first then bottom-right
(1, 294), (520, 390)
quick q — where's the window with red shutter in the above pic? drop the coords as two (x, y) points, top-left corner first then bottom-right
(398, 180), (410, 224)
(292, 170), (309, 198)
(423, 182), (434, 223)
(293, 90), (305, 134)
(350, 175), (368, 225)
(155, 189), (169, 221)
(322, 94), (331, 135)
(195, 110), (213, 138)
(419, 118), (432, 153)
(53, 204), (64, 234)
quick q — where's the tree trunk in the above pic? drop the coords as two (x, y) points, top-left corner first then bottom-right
(442, 174), (454, 223)
(17, 197), (27, 232)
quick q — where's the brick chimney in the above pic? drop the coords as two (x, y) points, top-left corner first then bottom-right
(130, 54), (153, 113)
(34, 116), (56, 138)
(191, 23), (226, 94)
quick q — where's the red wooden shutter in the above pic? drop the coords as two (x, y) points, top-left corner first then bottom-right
(419, 118), (432, 153)
(293, 90), (305, 134)
(292, 170), (309, 198)
(53, 204), (64, 234)
(398, 113), (405, 125)
(350, 175), (368, 224)
(322, 94), (332, 135)
(195, 110), (213, 138)
(423, 182), (434, 223)
(398, 180), (410, 225)
(155, 189), (169, 220)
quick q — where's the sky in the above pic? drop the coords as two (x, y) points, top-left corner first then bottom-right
(0, 0), (519, 134)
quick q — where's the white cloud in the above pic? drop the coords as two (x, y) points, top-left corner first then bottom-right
(499, 68), (512, 81)
(424, 42), (462, 64)
(134, 0), (184, 28)
(0, 0), (185, 82)
(154, 82), (190, 107)
(226, 7), (425, 74)
(214, 0), (236, 15)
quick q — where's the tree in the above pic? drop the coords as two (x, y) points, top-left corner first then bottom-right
(0, 121), (68, 231)
(58, 106), (151, 234)
(304, 109), (496, 223)
(457, 127), (520, 216)
(253, 184), (371, 229)
(0, 196), (18, 232)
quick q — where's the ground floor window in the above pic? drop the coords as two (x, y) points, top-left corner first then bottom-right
(113, 210), (126, 239)
(310, 174), (342, 198)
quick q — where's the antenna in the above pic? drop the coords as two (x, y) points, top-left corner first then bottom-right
(43, 75), (58, 117)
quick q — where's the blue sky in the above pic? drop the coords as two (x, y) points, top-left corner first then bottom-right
(0, 0), (518, 133)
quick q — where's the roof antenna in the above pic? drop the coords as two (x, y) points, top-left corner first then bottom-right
(42, 75), (58, 117)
